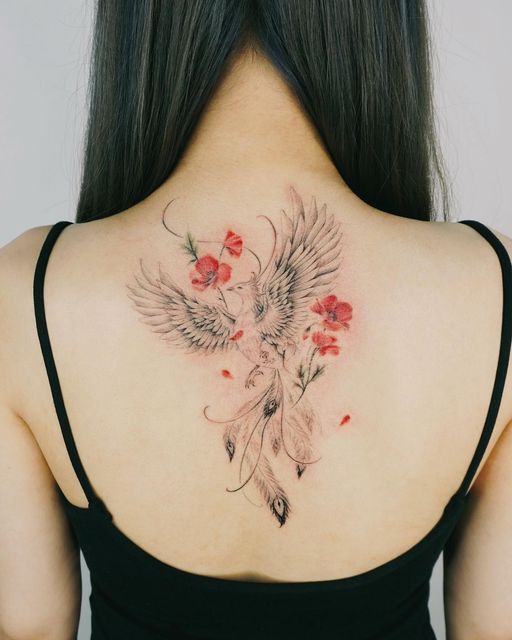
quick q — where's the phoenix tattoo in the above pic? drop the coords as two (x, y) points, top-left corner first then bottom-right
(126, 186), (353, 526)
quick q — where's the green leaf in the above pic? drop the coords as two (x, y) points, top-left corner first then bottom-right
(310, 365), (325, 382)
(182, 232), (199, 261)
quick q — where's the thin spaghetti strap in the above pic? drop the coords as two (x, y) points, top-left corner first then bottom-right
(455, 219), (512, 497)
(33, 221), (112, 519)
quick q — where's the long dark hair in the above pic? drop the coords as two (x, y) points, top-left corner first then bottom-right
(76, 0), (450, 224)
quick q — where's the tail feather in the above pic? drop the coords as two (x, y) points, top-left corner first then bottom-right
(252, 454), (290, 527)
(207, 369), (320, 526)
(284, 395), (320, 478)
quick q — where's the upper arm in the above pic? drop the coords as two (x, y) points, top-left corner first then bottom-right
(444, 419), (512, 640)
(443, 225), (512, 640)
(0, 228), (81, 640)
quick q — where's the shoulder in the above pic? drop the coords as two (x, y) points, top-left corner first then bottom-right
(0, 225), (54, 408)
(0, 221), (81, 305)
(0, 224), (55, 325)
(454, 218), (512, 255)
(429, 218), (512, 281)
(0, 225), (83, 636)
(451, 219), (512, 323)
(0, 224), (54, 284)
(453, 219), (512, 429)
(400, 217), (512, 425)
(412, 218), (512, 281)
(441, 219), (512, 637)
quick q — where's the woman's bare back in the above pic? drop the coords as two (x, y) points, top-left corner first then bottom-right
(6, 178), (512, 586)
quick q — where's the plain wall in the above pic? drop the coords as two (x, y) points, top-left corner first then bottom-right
(1, 2), (510, 638)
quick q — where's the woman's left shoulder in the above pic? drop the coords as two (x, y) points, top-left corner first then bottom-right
(0, 224), (55, 281)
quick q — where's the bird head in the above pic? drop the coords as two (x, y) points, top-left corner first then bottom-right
(226, 272), (258, 301)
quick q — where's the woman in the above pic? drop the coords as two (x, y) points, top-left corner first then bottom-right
(0, 2), (510, 639)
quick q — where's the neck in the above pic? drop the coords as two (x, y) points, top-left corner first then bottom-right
(174, 47), (340, 181)
(136, 47), (374, 221)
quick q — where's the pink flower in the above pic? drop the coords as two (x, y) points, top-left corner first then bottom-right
(311, 295), (352, 331)
(311, 331), (340, 356)
(223, 230), (243, 258)
(190, 255), (231, 291)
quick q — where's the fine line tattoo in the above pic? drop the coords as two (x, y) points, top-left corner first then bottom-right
(126, 186), (353, 526)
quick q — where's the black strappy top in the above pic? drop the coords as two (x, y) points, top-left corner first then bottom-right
(33, 219), (512, 640)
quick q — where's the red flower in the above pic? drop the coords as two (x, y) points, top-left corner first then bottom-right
(311, 331), (340, 356)
(223, 230), (243, 258)
(311, 295), (352, 331)
(190, 255), (231, 291)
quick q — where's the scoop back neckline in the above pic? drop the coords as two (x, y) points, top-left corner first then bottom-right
(55, 482), (468, 591)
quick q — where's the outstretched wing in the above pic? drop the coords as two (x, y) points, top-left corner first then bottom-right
(126, 259), (235, 354)
(256, 186), (342, 349)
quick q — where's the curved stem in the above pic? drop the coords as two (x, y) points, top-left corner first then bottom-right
(256, 215), (277, 279)
(161, 201), (263, 275)
(161, 199), (181, 238)
(292, 347), (319, 407)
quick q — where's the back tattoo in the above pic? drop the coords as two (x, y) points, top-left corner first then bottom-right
(127, 186), (353, 526)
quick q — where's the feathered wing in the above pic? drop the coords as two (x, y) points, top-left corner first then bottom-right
(255, 186), (342, 350)
(126, 259), (235, 354)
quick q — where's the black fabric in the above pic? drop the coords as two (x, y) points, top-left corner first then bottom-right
(32, 219), (512, 639)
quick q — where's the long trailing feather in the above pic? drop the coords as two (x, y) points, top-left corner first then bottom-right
(218, 371), (292, 526)
(252, 454), (290, 527)
(284, 411), (316, 478)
